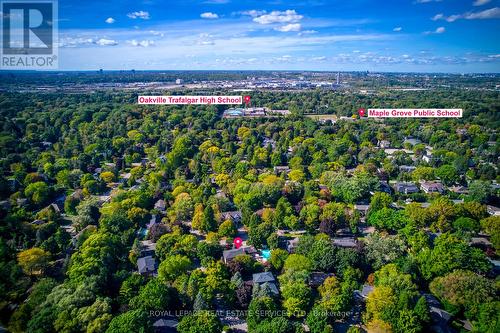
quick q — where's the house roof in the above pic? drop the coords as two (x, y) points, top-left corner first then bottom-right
(399, 165), (416, 171)
(448, 186), (468, 193)
(309, 272), (334, 287)
(261, 282), (280, 295)
(154, 199), (166, 210)
(470, 237), (492, 246)
(332, 237), (357, 248)
(223, 248), (246, 261)
(140, 239), (156, 252)
(404, 138), (421, 146)
(394, 182), (418, 188)
(355, 284), (374, 299)
(220, 211), (242, 221)
(421, 182), (444, 192)
(253, 272), (275, 284)
(354, 204), (370, 211)
(147, 215), (158, 228)
(137, 256), (156, 274)
(487, 205), (500, 215)
(153, 318), (178, 328)
(393, 182), (419, 193)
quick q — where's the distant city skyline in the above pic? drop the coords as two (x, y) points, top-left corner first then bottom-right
(46, 1), (500, 72)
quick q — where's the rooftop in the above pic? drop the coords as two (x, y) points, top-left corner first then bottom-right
(137, 256), (157, 274)
(253, 271), (276, 284)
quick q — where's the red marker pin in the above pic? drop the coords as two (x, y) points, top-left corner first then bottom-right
(358, 108), (366, 117)
(244, 95), (251, 105)
(233, 237), (243, 249)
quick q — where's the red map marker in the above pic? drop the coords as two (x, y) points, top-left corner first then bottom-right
(358, 108), (366, 117)
(233, 237), (243, 249)
(244, 95), (251, 105)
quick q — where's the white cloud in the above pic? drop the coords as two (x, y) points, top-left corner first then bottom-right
(465, 7), (500, 19)
(425, 27), (445, 34)
(253, 10), (303, 24)
(239, 10), (266, 17)
(393, 27), (402, 32)
(96, 38), (118, 46)
(446, 14), (462, 22)
(473, 0), (491, 6)
(128, 39), (155, 47)
(60, 37), (119, 47)
(200, 12), (219, 19)
(312, 56), (327, 61)
(149, 30), (164, 37)
(298, 30), (317, 36)
(105, 17), (115, 24)
(127, 11), (150, 20)
(58, 37), (95, 48)
(275, 23), (302, 32)
(197, 33), (215, 45)
(431, 14), (443, 21)
(275, 55), (293, 62)
(415, 0), (442, 3)
(432, 7), (500, 22)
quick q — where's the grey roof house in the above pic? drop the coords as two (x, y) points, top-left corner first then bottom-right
(137, 256), (157, 276)
(222, 248), (246, 264)
(286, 237), (300, 253)
(354, 284), (374, 300)
(332, 237), (358, 248)
(253, 272), (279, 295)
(393, 182), (419, 194)
(421, 181), (444, 194)
(220, 210), (242, 223)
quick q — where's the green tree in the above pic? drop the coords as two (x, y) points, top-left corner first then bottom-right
(130, 278), (172, 311)
(468, 181), (492, 203)
(369, 192), (393, 213)
(105, 309), (152, 333)
(395, 309), (421, 333)
(365, 286), (397, 324)
(306, 305), (331, 333)
(374, 264), (417, 296)
(412, 166), (435, 181)
(17, 247), (50, 276)
(158, 255), (193, 282)
(247, 296), (279, 331)
(413, 296), (431, 325)
(281, 281), (311, 317)
(201, 204), (217, 233)
(417, 233), (491, 280)
(453, 217), (480, 233)
(481, 216), (500, 254)
(273, 197), (293, 229)
(368, 208), (411, 231)
(177, 310), (222, 333)
(218, 219), (237, 238)
(270, 249), (289, 271)
(308, 236), (337, 272)
(68, 232), (123, 283)
(24, 181), (50, 205)
(475, 301), (500, 333)
(283, 254), (313, 273)
(364, 232), (406, 270)
(435, 165), (458, 186)
(430, 270), (496, 320)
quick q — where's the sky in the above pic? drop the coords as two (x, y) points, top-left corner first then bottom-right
(51, 0), (500, 72)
